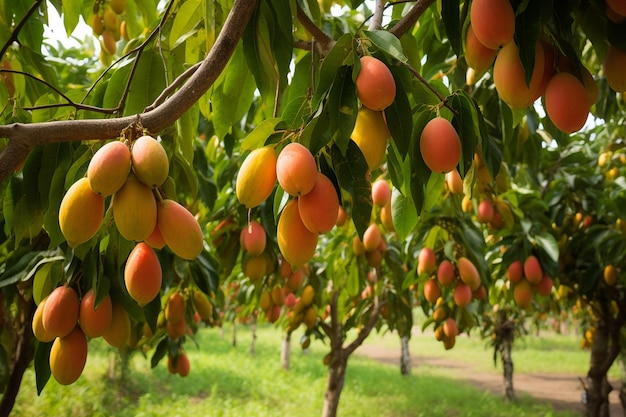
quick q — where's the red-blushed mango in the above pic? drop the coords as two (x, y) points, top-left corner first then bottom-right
(79, 289), (112, 338)
(157, 199), (203, 260)
(298, 172), (339, 234)
(362, 223), (382, 251)
(286, 268), (305, 292)
(271, 285), (285, 306)
(49, 326), (88, 385)
(87, 141), (131, 196)
(603, 45), (626, 93)
(442, 317), (458, 338)
(336, 206), (348, 227)
(535, 273), (553, 297)
(240, 220), (267, 256)
(355, 56), (396, 111)
(513, 279), (533, 308)
(276, 142), (318, 196)
(351, 107), (390, 171)
(477, 199), (494, 223)
(445, 170), (463, 195)
(353, 235), (366, 256)
(145, 224), (166, 249)
(124, 242), (162, 306)
(420, 117), (461, 173)
(113, 175), (157, 242)
(372, 179), (391, 207)
(103, 302), (131, 348)
(380, 200), (394, 232)
(277, 199), (318, 267)
(176, 351), (190, 377)
(507, 260), (523, 283)
(523, 255), (543, 284)
(453, 281), (472, 307)
(607, 0), (626, 16)
(437, 260), (456, 286)
(493, 41), (545, 109)
(464, 23), (497, 76)
(366, 247), (384, 268)
(537, 43), (557, 98)
(417, 247), (436, 275)
(59, 177), (105, 248)
(193, 290), (213, 320)
(166, 318), (186, 339)
(131, 135), (169, 188)
(165, 291), (185, 323)
(473, 286), (487, 301)
(32, 297), (55, 343)
(470, 0), (515, 49)
(457, 257), (481, 290)
(43, 286), (80, 338)
(235, 146), (278, 209)
(545, 72), (589, 133)
(423, 279), (440, 304)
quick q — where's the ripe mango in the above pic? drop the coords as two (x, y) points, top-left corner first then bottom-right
(113, 175), (157, 242)
(124, 242), (162, 306)
(131, 135), (169, 187)
(193, 290), (213, 320)
(235, 146), (277, 209)
(49, 326), (88, 385)
(351, 107), (389, 171)
(79, 289), (113, 338)
(165, 291), (185, 323)
(59, 177), (105, 248)
(42, 286), (80, 338)
(32, 297), (55, 342)
(157, 199), (203, 260)
(103, 302), (131, 348)
(87, 140), (131, 196)
(277, 200), (318, 267)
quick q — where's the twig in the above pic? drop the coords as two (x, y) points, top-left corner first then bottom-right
(368, 0), (386, 31)
(398, 60), (459, 116)
(0, 0), (44, 59)
(145, 62), (202, 112)
(296, 2), (335, 53)
(389, 0), (436, 39)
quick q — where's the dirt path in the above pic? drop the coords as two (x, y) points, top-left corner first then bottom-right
(356, 343), (623, 416)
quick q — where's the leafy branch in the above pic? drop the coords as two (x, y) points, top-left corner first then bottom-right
(0, 0), (260, 183)
(0, 0), (45, 59)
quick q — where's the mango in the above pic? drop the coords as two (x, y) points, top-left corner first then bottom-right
(131, 135), (169, 187)
(87, 141), (130, 196)
(235, 146), (278, 208)
(351, 107), (389, 171)
(157, 199), (203, 260)
(193, 290), (213, 320)
(276, 142), (318, 196)
(298, 172), (339, 234)
(113, 175), (157, 242)
(102, 302), (131, 348)
(277, 199), (318, 267)
(32, 297), (55, 342)
(42, 286), (79, 338)
(79, 289), (113, 338)
(165, 291), (185, 323)
(49, 326), (88, 385)
(124, 242), (162, 306)
(59, 177), (105, 248)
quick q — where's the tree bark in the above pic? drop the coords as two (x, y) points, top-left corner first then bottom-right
(281, 332), (291, 371)
(501, 333), (516, 402)
(400, 335), (411, 376)
(250, 315), (257, 356)
(618, 353), (626, 415)
(0, 298), (36, 417)
(322, 351), (348, 417)
(585, 319), (612, 417)
(231, 319), (237, 347)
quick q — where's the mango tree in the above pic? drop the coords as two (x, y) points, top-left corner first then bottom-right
(1, 1), (626, 417)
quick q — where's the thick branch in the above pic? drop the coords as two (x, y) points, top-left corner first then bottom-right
(389, 0), (436, 39)
(368, 0), (386, 31)
(0, 0), (259, 183)
(296, 2), (335, 53)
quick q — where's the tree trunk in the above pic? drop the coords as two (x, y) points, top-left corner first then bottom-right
(501, 333), (516, 401)
(231, 319), (237, 347)
(281, 332), (291, 370)
(0, 298), (35, 417)
(400, 335), (411, 376)
(585, 319), (612, 417)
(322, 349), (348, 417)
(618, 353), (626, 415)
(250, 315), (257, 356)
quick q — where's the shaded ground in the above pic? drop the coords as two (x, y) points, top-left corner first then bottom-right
(357, 343), (622, 416)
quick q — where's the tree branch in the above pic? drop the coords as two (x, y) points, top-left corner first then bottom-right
(0, 0), (260, 183)
(296, 2), (335, 53)
(0, 0), (44, 59)
(389, 0), (436, 39)
(368, 0), (386, 31)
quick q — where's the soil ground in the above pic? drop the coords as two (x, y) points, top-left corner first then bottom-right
(357, 341), (623, 416)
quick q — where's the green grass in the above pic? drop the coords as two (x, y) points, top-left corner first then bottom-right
(11, 324), (583, 417)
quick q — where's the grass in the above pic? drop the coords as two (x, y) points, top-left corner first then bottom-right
(10, 323), (586, 417)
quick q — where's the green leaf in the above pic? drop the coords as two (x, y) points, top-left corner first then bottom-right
(327, 66), (358, 154)
(169, 0), (202, 49)
(448, 91), (480, 176)
(391, 191), (418, 241)
(384, 68), (412, 158)
(312, 33), (354, 110)
(331, 141), (372, 239)
(150, 336), (169, 369)
(441, 0), (461, 57)
(35, 341), (53, 395)
(240, 118), (282, 151)
(514, 0), (542, 86)
(362, 30), (408, 63)
(176, 103), (199, 164)
(62, 0), (82, 36)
